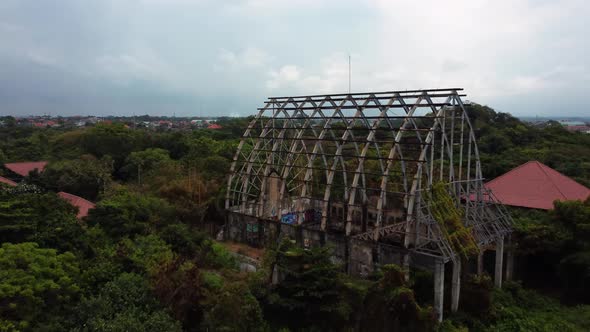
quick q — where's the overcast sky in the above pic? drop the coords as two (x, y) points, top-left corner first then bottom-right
(0, 0), (588, 117)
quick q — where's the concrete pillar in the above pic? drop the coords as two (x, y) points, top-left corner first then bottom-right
(505, 235), (514, 281)
(345, 237), (352, 275)
(271, 264), (279, 285)
(477, 250), (484, 276)
(403, 254), (411, 282)
(495, 236), (504, 288)
(451, 260), (461, 312)
(506, 250), (514, 282)
(434, 259), (445, 322)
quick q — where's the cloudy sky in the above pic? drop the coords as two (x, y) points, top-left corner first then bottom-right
(0, 0), (588, 117)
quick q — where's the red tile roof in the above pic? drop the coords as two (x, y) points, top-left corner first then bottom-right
(207, 123), (222, 129)
(485, 161), (590, 210)
(58, 192), (96, 219)
(566, 125), (590, 132)
(4, 161), (48, 177)
(0, 176), (17, 187)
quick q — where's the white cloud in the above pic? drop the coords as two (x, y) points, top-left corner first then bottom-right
(96, 50), (179, 87)
(223, 0), (326, 14)
(1, 0), (589, 116)
(257, 0), (589, 110)
(26, 50), (59, 67)
(267, 65), (301, 89)
(0, 21), (23, 32)
(217, 47), (271, 70)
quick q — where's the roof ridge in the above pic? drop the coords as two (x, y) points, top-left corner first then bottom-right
(485, 160), (537, 186)
(535, 162), (567, 200)
(58, 191), (95, 204)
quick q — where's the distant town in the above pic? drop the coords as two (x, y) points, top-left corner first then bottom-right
(1, 113), (588, 133)
(0, 115), (226, 131)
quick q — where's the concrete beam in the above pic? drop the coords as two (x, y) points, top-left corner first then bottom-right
(434, 259), (445, 322)
(451, 260), (461, 312)
(495, 236), (504, 288)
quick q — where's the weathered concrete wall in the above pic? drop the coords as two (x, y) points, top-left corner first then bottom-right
(226, 212), (445, 281)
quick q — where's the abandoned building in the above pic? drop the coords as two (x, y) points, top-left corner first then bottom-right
(224, 88), (513, 320)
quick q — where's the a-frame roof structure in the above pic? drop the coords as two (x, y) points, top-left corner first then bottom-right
(486, 161), (590, 210)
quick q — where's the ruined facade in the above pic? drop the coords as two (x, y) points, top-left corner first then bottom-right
(225, 88), (513, 320)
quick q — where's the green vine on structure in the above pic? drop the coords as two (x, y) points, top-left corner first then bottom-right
(426, 182), (479, 259)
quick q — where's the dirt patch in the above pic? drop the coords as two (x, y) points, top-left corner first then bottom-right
(221, 241), (265, 261)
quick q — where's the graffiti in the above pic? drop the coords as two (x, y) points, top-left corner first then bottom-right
(281, 212), (297, 225)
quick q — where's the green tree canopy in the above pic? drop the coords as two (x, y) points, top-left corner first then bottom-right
(86, 189), (175, 240)
(0, 242), (81, 331)
(40, 155), (113, 200)
(122, 148), (172, 181)
(74, 273), (182, 332)
(0, 191), (88, 254)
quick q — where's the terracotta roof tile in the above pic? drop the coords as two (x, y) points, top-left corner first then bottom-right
(4, 161), (48, 177)
(485, 161), (590, 210)
(0, 176), (17, 187)
(58, 192), (96, 219)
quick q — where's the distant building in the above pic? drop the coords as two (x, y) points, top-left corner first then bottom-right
(484, 161), (590, 210)
(4, 161), (48, 177)
(558, 120), (586, 126)
(207, 123), (222, 130)
(565, 125), (590, 134)
(0, 176), (17, 187)
(58, 192), (96, 219)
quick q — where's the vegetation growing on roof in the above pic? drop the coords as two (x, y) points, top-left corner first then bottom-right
(426, 182), (479, 259)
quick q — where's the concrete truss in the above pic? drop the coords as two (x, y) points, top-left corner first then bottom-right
(226, 88), (511, 264)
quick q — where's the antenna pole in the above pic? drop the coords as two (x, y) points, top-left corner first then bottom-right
(348, 54), (351, 93)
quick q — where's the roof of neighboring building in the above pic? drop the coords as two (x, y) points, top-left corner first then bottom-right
(0, 176), (17, 187)
(58, 192), (96, 219)
(207, 123), (222, 129)
(4, 161), (48, 177)
(485, 161), (590, 210)
(566, 125), (590, 132)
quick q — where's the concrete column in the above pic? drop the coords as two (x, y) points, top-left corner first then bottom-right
(505, 235), (514, 281)
(271, 264), (280, 285)
(434, 259), (445, 322)
(451, 260), (461, 312)
(477, 250), (484, 276)
(403, 254), (411, 282)
(345, 237), (352, 275)
(495, 236), (504, 288)
(506, 250), (514, 282)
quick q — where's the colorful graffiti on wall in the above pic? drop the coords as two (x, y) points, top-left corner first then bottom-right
(281, 212), (297, 225)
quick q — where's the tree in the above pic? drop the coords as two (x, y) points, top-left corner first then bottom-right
(0, 242), (81, 331)
(264, 238), (354, 330)
(202, 281), (267, 332)
(122, 148), (172, 182)
(81, 123), (145, 169)
(360, 265), (436, 331)
(0, 192), (88, 254)
(158, 175), (219, 224)
(554, 198), (590, 304)
(40, 155), (113, 200)
(86, 189), (175, 240)
(74, 273), (182, 332)
(120, 234), (174, 276)
(152, 259), (204, 330)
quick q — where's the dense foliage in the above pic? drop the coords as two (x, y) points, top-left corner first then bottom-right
(0, 108), (589, 331)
